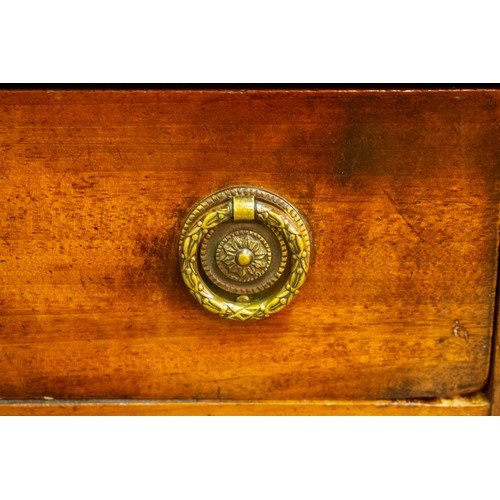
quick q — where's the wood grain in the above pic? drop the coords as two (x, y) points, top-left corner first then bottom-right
(0, 393), (489, 416)
(1, 90), (499, 401)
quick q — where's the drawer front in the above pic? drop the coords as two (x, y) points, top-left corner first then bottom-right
(1, 89), (499, 400)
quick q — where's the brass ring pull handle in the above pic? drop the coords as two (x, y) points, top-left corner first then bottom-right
(179, 186), (311, 321)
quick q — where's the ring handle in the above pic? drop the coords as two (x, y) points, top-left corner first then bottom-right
(179, 186), (311, 321)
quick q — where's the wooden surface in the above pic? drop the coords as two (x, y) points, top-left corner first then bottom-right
(1, 89), (499, 402)
(490, 277), (500, 416)
(0, 393), (489, 416)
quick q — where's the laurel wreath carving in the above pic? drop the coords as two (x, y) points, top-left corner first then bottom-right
(179, 188), (310, 321)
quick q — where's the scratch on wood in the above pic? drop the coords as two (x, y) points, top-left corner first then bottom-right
(383, 189), (425, 242)
(115, 146), (131, 168)
(204, 125), (220, 152)
(452, 319), (469, 340)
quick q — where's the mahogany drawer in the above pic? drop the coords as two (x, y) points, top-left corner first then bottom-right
(1, 89), (499, 414)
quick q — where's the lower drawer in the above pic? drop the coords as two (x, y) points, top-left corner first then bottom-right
(0, 394), (490, 415)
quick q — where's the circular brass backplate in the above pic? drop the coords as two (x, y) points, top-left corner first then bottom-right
(179, 186), (311, 321)
(201, 223), (288, 295)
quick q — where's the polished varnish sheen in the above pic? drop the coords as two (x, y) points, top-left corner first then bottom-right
(0, 90), (499, 412)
